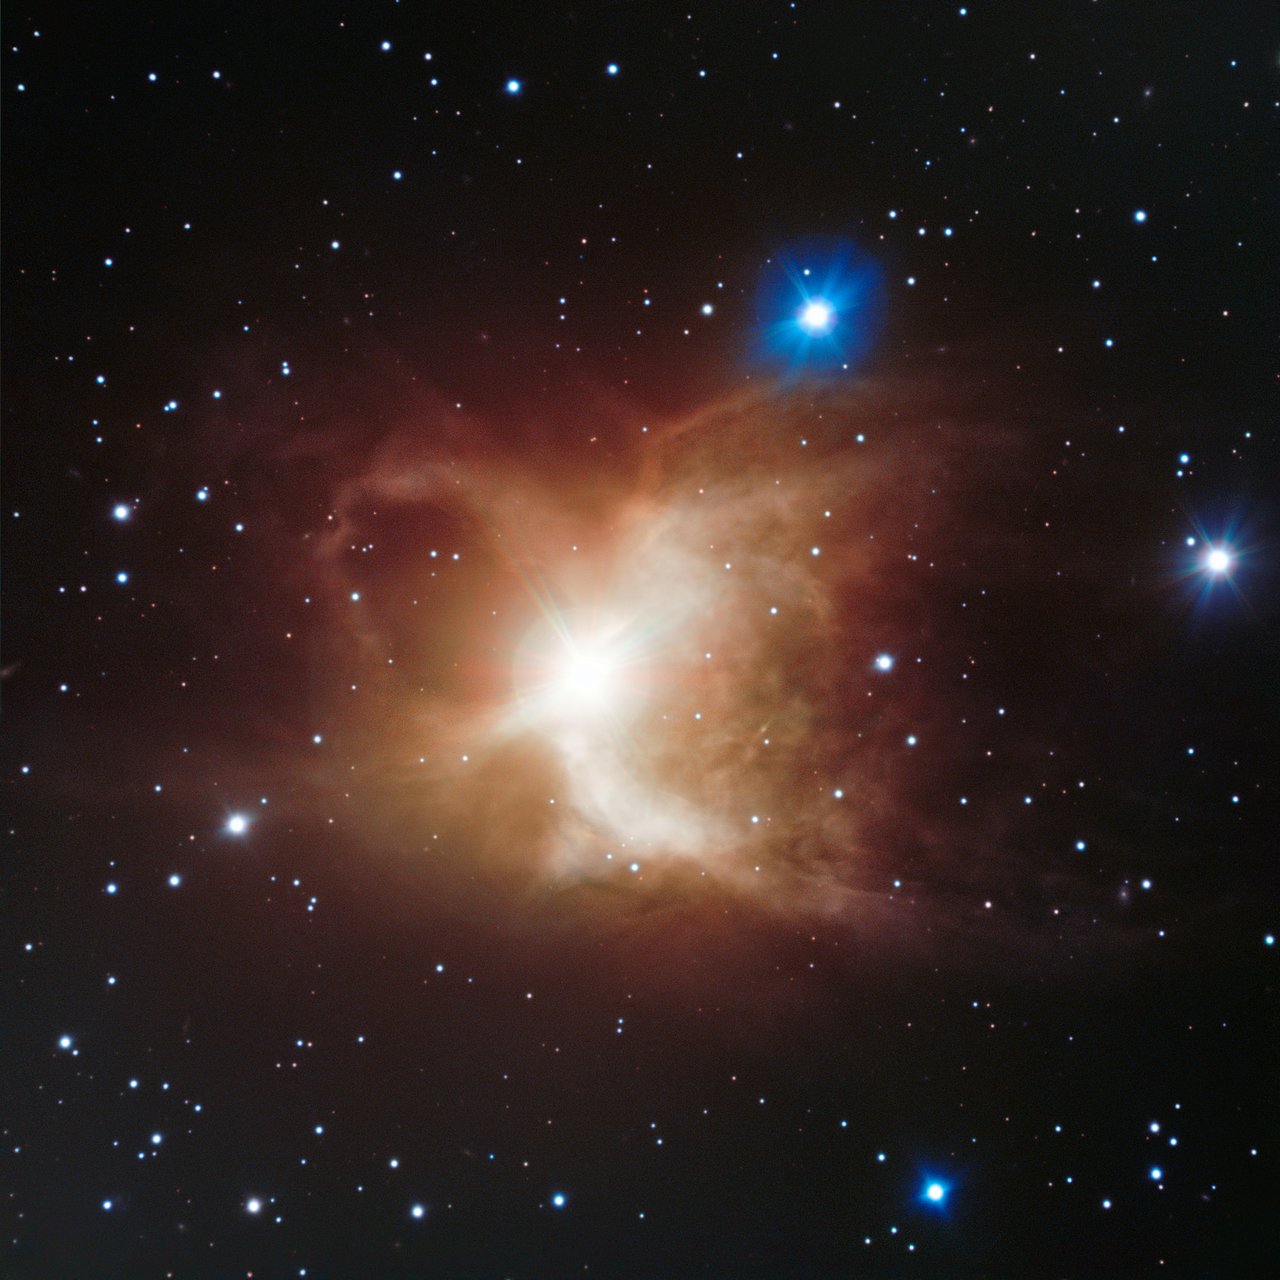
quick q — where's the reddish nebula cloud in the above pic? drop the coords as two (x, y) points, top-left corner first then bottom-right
(274, 373), (1042, 955)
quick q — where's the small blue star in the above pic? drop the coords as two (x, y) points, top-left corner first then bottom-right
(798, 299), (835, 334)
(922, 1179), (948, 1205)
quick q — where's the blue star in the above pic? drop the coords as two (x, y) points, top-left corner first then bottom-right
(753, 237), (883, 373)
(798, 299), (835, 334)
(1205, 545), (1232, 575)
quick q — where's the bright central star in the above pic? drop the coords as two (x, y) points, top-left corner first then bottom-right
(556, 645), (616, 709)
(798, 299), (835, 333)
(1205, 546), (1232, 575)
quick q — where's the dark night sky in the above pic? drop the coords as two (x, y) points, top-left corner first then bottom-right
(4, 3), (1279, 1278)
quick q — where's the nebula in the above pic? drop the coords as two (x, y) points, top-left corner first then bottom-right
(291, 372), (1021, 929)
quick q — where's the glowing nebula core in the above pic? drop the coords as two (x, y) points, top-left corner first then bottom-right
(512, 609), (636, 725)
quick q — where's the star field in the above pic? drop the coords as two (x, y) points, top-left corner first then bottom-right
(4, 2), (1278, 1278)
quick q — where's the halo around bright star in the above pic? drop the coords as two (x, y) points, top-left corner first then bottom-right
(754, 237), (883, 372)
(513, 609), (638, 728)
